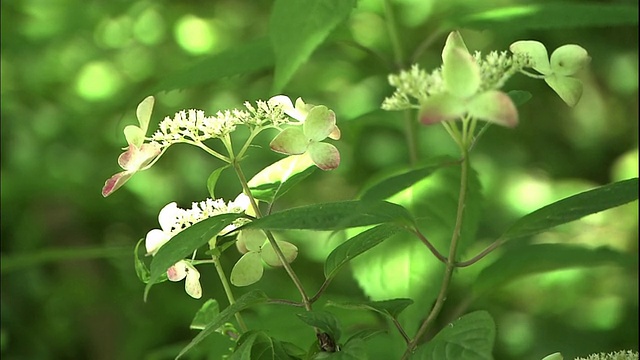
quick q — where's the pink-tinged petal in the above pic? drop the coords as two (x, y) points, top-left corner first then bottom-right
(184, 265), (202, 299)
(550, 44), (590, 76)
(101, 171), (132, 197)
(419, 93), (466, 125)
(136, 96), (155, 133)
(328, 125), (341, 140)
(308, 142), (340, 171)
(158, 202), (179, 232)
(443, 48), (481, 98)
(118, 143), (161, 172)
(467, 90), (519, 127)
(124, 125), (145, 147)
(442, 31), (469, 63)
(545, 75), (583, 107)
(510, 40), (551, 74)
(270, 127), (308, 155)
(303, 106), (335, 142)
(145, 228), (171, 255)
(167, 261), (187, 281)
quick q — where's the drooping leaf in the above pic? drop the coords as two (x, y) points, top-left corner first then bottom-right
(359, 156), (460, 201)
(474, 244), (638, 295)
(416, 311), (495, 360)
(177, 290), (269, 359)
(145, 213), (243, 300)
(228, 331), (294, 360)
(242, 200), (415, 231)
(207, 165), (230, 199)
(324, 224), (405, 279)
(297, 311), (342, 342)
(501, 178), (639, 242)
(248, 154), (316, 203)
(190, 299), (220, 330)
(326, 298), (414, 320)
(269, 0), (357, 91)
(455, 3), (638, 30)
(153, 37), (275, 92)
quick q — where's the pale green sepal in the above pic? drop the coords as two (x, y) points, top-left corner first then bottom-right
(270, 127), (308, 155)
(230, 252), (264, 286)
(550, 44), (590, 76)
(443, 48), (481, 98)
(510, 40), (551, 74)
(467, 90), (519, 127)
(419, 93), (466, 125)
(304, 105), (335, 142)
(136, 96), (155, 133)
(308, 142), (340, 170)
(545, 75), (583, 107)
(262, 241), (298, 267)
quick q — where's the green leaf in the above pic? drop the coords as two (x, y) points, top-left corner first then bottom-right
(229, 331), (294, 360)
(269, 0), (356, 91)
(502, 178), (639, 242)
(507, 90), (532, 106)
(326, 298), (414, 320)
(455, 3), (638, 30)
(177, 290), (269, 359)
(153, 37), (274, 92)
(241, 200), (415, 231)
(359, 156), (459, 201)
(134, 238), (167, 285)
(145, 213), (243, 300)
(296, 311), (342, 342)
(248, 154), (316, 203)
(313, 337), (367, 359)
(190, 299), (220, 330)
(416, 311), (495, 360)
(324, 224), (405, 279)
(474, 244), (638, 295)
(207, 165), (230, 199)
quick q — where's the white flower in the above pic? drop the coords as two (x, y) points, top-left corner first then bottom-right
(145, 202), (181, 255)
(167, 260), (202, 299)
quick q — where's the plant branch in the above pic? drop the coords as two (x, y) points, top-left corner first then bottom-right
(212, 254), (248, 332)
(411, 228), (448, 264)
(455, 238), (504, 267)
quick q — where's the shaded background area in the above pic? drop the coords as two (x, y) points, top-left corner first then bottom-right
(1, 0), (637, 359)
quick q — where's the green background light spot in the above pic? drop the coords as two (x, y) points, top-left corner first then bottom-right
(75, 61), (123, 101)
(133, 7), (166, 45)
(174, 15), (218, 55)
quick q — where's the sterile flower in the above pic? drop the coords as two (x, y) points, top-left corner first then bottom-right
(269, 95), (341, 140)
(167, 260), (202, 299)
(510, 40), (590, 106)
(145, 202), (182, 255)
(420, 31), (518, 127)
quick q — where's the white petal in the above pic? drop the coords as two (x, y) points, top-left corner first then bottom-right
(167, 261), (187, 281)
(230, 193), (250, 213)
(158, 202), (180, 232)
(145, 229), (170, 255)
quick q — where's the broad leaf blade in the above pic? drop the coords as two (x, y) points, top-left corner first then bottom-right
(145, 213), (243, 300)
(326, 298), (414, 320)
(269, 0), (356, 91)
(502, 178), (638, 242)
(242, 200), (415, 231)
(296, 310), (342, 342)
(177, 290), (269, 359)
(359, 156), (460, 201)
(153, 37), (274, 92)
(324, 224), (405, 279)
(474, 244), (638, 295)
(190, 299), (220, 330)
(416, 311), (495, 360)
(207, 165), (230, 199)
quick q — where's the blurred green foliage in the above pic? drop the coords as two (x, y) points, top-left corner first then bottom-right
(1, 0), (637, 359)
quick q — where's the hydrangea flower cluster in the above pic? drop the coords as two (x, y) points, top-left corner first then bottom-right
(145, 194), (251, 298)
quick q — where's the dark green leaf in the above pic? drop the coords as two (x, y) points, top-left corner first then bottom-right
(190, 299), (220, 330)
(177, 290), (269, 359)
(359, 156), (460, 201)
(507, 90), (532, 106)
(207, 165), (230, 199)
(269, 0), (356, 91)
(416, 311), (495, 360)
(312, 338), (367, 359)
(326, 298), (413, 320)
(153, 37), (274, 92)
(134, 238), (168, 285)
(474, 244), (638, 295)
(502, 178), (638, 242)
(242, 200), (415, 231)
(345, 329), (385, 344)
(297, 311), (342, 342)
(229, 331), (294, 360)
(455, 3), (638, 30)
(324, 224), (404, 279)
(145, 213), (243, 300)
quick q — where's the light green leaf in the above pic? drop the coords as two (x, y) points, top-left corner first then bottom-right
(231, 252), (264, 287)
(241, 200), (415, 231)
(324, 224), (405, 279)
(190, 299), (219, 330)
(248, 154), (316, 203)
(207, 165), (230, 199)
(269, 0), (356, 91)
(261, 241), (298, 267)
(326, 298), (414, 320)
(541, 353), (563, 360)
(297, 310), (342, 342)
(502, 178), (638, 242)
(176, 290), (269, 359)
(474, 244), (638, 295)
(359, 156), (459, 201)
(416, 311), (495, 360)
(145, 213), (243, 300)
(136, 95), (155, 133)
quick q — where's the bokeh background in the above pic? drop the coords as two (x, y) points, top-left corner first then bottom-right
(1, 0), (637, 359)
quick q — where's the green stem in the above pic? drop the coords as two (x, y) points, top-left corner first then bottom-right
(405, 111), (419, 166)
(402, 150), (470, 359)
(212, 254), (248, 332)
(384, 0), (404, 70)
